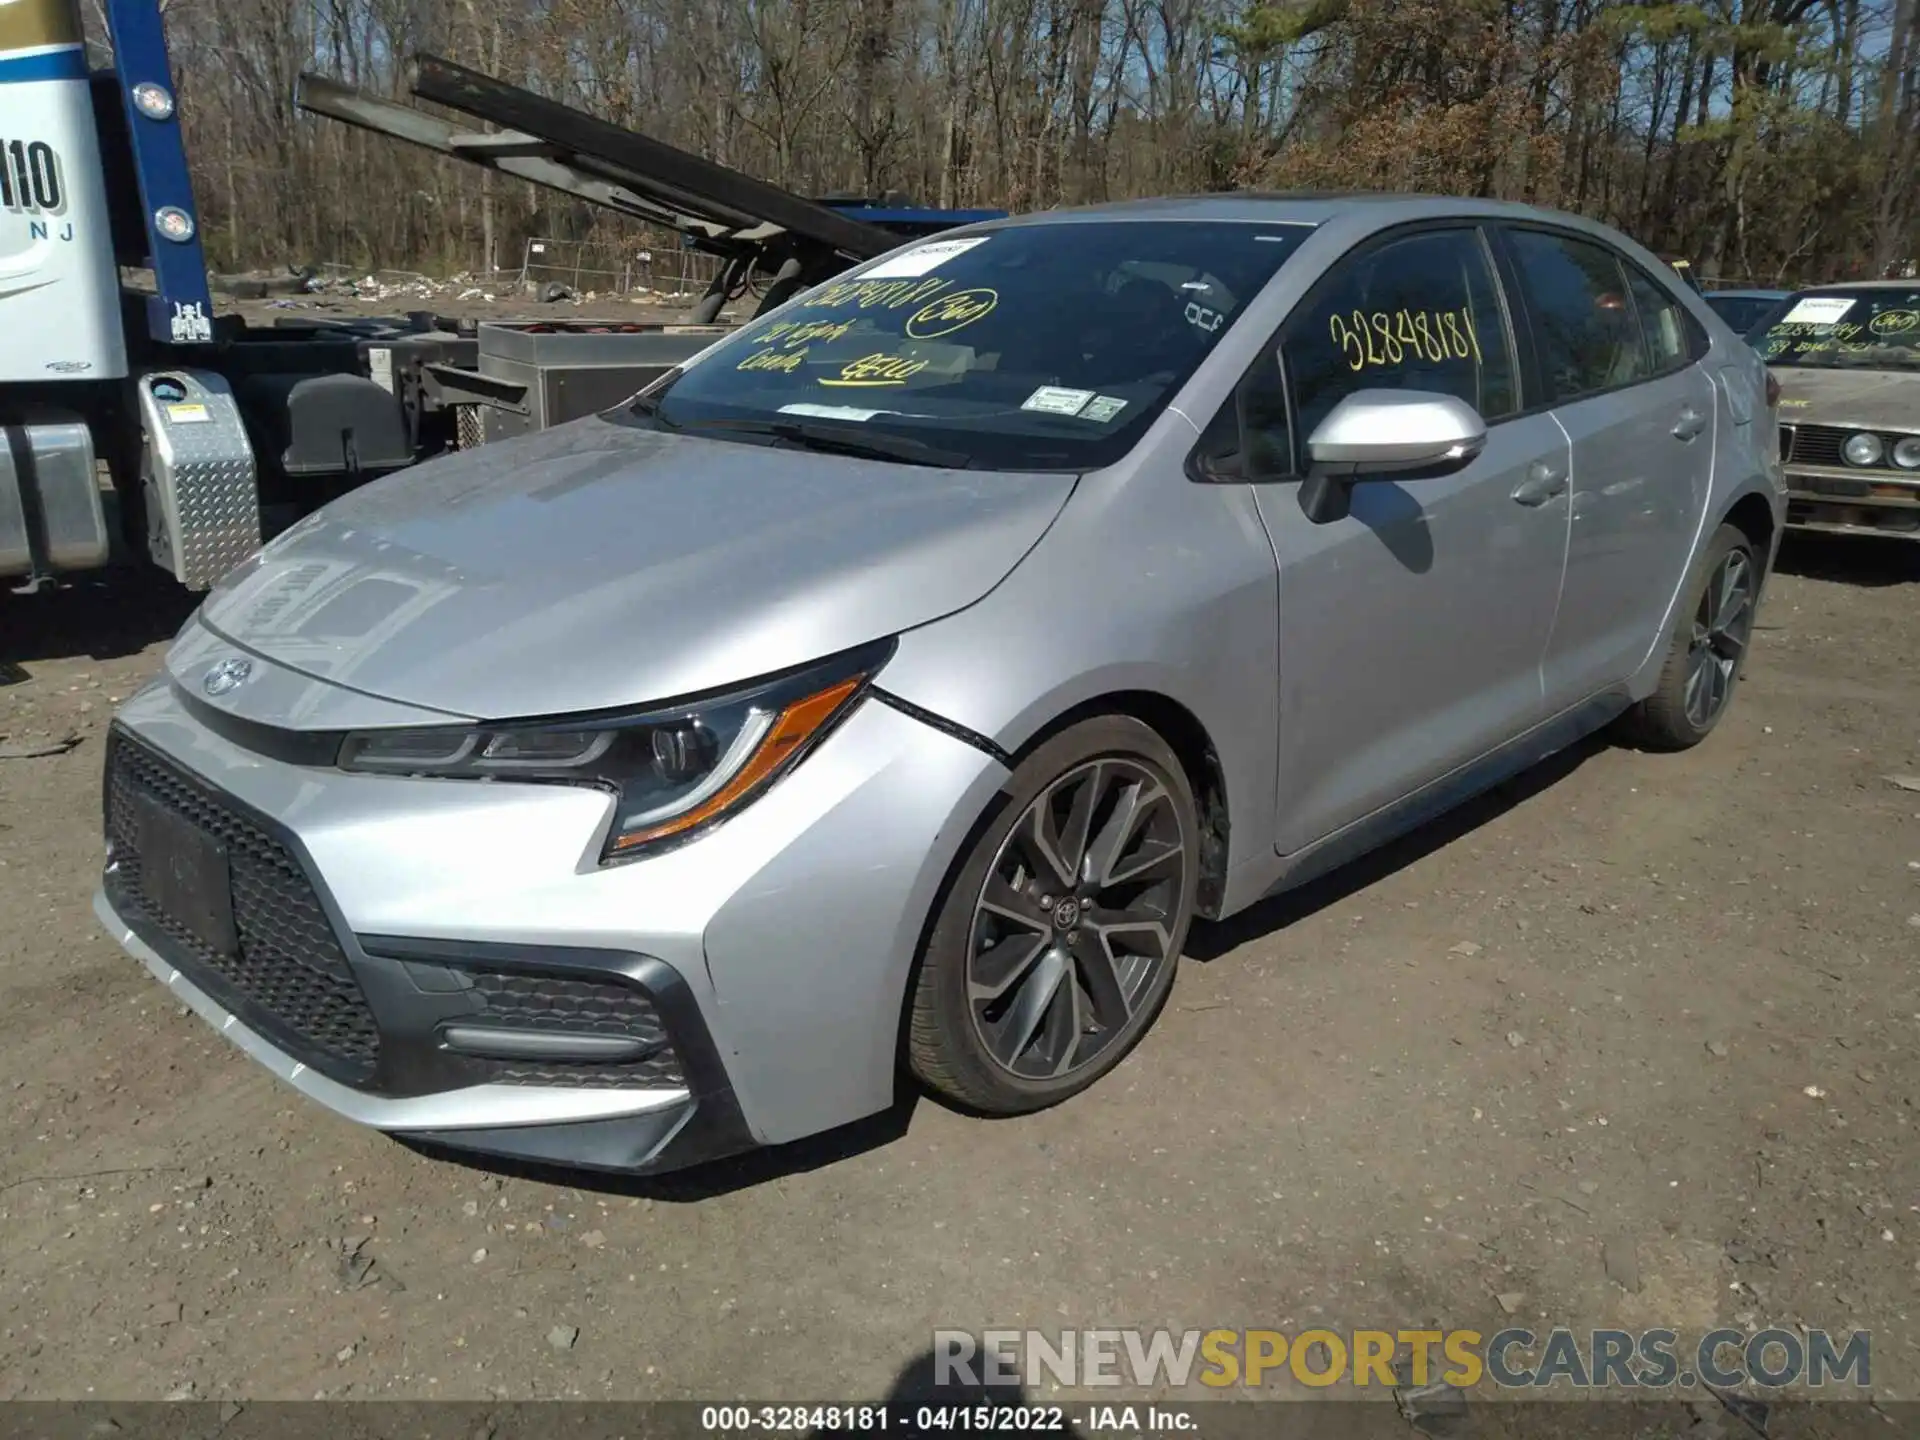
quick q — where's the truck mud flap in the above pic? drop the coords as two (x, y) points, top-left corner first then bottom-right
(134, 370), (260, 590)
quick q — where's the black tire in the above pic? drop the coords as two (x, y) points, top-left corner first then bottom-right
(907, 715), (1200, 1115)
(1617, 523), (1760, 751)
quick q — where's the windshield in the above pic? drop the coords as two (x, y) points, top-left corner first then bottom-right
(640, 219), (1314, 471)
(1707, 294), (1784, 335)
(1749, 288), (1920, 370)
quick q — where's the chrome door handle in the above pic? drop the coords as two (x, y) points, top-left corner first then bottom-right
(1511, 460), (1568, 507)
(1673, 407), (1707, 441)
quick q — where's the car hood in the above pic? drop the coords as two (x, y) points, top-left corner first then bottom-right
(1773, 367), (1920, 430)
(194, 416), (1075, 720)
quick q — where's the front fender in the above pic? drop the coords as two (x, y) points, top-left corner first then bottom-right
(876, 456), (1282, 894)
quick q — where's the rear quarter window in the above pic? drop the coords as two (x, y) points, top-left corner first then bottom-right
(1505, 230), (1655, 401)
(1623, 264), (1703, 373)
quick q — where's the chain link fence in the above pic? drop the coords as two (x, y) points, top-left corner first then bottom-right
(517, 235), (728, 298)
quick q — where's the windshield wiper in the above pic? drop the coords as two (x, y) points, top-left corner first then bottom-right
(686, 418), (972, 469)
(618, 384), (683, 430)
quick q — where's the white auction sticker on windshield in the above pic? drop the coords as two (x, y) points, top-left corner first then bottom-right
(1021, 386), (1096, 416)
(1780, 296), (1855, 326)
(779, 403), (883, 421)
(1079, 395), (1128, 423)
(860, 236), (989, 280)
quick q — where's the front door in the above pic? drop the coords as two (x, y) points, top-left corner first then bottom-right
(1211, 225), (1573, 854)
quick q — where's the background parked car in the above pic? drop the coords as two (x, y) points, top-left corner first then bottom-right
(1706, 288), (1792, 336)
(1752, 281), (1920, 537)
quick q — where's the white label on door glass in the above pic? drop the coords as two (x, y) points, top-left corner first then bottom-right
(860, 237), (989, 280)
(1780, 296), (1854, 325)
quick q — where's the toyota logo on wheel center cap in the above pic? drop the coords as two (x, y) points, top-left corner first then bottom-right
(1052, 897), (1082, 930)
(202, 657), (253, 696)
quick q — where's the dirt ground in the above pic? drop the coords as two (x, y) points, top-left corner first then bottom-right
(1, 532), (1917, 1408)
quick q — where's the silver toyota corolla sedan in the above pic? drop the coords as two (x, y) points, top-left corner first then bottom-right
(97, 195), (1785, 1174)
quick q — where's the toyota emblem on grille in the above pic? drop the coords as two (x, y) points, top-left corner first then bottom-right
(202, 658), (253, 696)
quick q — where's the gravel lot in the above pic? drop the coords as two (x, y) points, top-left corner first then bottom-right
(1, 531), (1917, 1407)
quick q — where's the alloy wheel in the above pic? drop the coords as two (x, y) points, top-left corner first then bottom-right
(966, 758), (1188, 1081)
(1684, 548), (1755, 729)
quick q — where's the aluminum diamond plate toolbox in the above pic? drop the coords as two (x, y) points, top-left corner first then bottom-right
(134, 370), (262, 590)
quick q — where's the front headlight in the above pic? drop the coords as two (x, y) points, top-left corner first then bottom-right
(1842, 431), (1884, 467)
(338, 639), (894, 861)
(1893, 435), (1920, 470)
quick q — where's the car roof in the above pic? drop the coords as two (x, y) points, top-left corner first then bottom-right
(1796, 279), (1920, 292)
(990, 192), (1615, 230)
(1708, 289), (1790, 299)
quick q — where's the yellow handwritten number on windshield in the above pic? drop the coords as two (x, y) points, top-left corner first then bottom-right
(803, 277), (948, 312)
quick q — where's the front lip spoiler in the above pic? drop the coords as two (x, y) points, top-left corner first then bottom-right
(93, 886), (693, 1133)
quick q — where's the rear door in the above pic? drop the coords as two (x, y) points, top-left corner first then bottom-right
(1193, 224), (1572, 854)
(1497, 227), (1716, 710)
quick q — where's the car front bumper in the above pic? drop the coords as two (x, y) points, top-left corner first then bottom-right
(93, 665), (1007, 1174)
(1784, 466), (1920, 537)
(95, 885), (749, 1170)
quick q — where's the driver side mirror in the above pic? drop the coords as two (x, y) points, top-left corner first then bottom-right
(1298, 390), (1488, 525)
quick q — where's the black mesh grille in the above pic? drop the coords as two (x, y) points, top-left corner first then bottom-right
(462, 970), (685, 1089)
(1789, 424), (1849, 467)
(104, 731), (382, 1085)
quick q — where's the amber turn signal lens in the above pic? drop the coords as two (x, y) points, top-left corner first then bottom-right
(608, 674), (866, 852)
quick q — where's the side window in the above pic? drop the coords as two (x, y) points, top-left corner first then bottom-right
(1281, 228), (1518, 447)
(1192, 345), (1292, 481)
(1506, 229), (1652, 400)
(1624, 264), (1693, 373)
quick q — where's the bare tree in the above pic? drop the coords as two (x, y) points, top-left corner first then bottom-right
(131, 0), (1915, 284)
